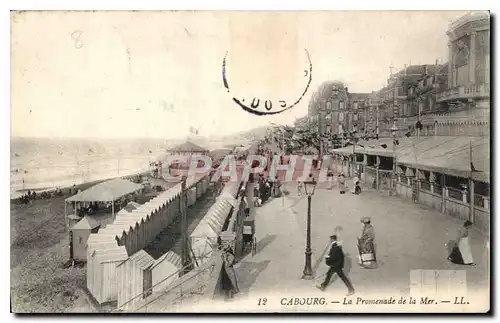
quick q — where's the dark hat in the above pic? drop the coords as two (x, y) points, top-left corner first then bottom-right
(329, 235), (338, 240)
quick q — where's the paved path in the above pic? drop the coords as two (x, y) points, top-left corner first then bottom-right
(231, 185), (489, 312)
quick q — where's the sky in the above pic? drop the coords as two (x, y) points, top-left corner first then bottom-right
(11, 10), (469, 139)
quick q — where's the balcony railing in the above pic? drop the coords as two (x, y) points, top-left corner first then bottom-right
(436, 83), (490, 102)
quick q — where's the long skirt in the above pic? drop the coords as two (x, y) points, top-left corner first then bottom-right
(448, 237), (474, 265)
(221, 265), (240, 297)
(339, 182), (346, 193)
(458, 237), (474, 264)
(327, 177), (333, 190)
(448, 245), (464, 264)
(358, 239), (377, 269)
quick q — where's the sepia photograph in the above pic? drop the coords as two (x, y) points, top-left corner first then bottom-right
(9, 9), (491, 314)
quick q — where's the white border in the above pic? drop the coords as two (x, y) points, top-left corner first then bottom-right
(3, 1), (498, 323)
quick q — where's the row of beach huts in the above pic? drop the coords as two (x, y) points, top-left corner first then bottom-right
(85, 172), (244, 311)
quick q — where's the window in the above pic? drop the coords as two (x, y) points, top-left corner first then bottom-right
(457, 65), (469, 86)
(79, 237), (83, 244)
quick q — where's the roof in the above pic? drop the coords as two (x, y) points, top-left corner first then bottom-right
(349, 93), (369, 101)
(122, 201), (141, 213)
(71, 215), (100, 230)
(169, 141), (209, 153)
(119, 249), (155, 269)
(396, 64), (441, 77)
(94, 246), (129, 264)
(150, 250), (182, 271)
(396, 136), (490, 182)
(65, 178), (143, 202)
(191, 199), (233, 239)
(330, 136), (490, 182)
(331, 139), (394, 157)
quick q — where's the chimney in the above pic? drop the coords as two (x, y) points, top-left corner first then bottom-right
(424, 64), (428, 75)
(435, 58), (439, 65)
(404, 64), (407, 76)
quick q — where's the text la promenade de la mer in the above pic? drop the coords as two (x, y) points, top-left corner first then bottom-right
(162, 154), (345, 184)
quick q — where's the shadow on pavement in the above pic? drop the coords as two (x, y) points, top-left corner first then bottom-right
(235, 260), (271, 296)
(256, 234), (277, 254)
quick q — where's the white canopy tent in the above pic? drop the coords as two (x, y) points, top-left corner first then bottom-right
(65, 178), (144, 220)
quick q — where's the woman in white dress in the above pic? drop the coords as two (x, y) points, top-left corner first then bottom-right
(338, 173), (347, 194)
(448, 221), (475, 266)
(327, 169), (334, 190)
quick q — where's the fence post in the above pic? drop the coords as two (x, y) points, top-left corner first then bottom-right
(462, 189), (468, 203)
(441, 187), (446, 213)
(483, 196), (489, 210)
(469, 179), (475, 223)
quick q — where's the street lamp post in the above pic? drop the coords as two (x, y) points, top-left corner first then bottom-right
(302, 177), (317, 280)
(390, 124), (398, 196)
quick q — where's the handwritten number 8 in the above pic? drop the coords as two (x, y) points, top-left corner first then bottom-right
(71, 30), (83, 49)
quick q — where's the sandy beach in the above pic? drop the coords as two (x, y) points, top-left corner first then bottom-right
(9, 170), (177, 313)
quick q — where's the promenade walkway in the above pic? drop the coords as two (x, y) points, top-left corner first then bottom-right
(225, 184), (489, 312)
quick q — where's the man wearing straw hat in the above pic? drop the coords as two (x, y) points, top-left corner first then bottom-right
(357, 217), (377, 269)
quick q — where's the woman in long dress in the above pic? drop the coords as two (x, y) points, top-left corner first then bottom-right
(327, 170), (334, 190)
(338, 173), (346, 194)
(448, 221), (476, 266)
(357, 217), (377, 269)
(220, 245), (240, 299)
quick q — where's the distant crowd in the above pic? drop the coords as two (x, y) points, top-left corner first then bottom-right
(17, 187), (65, 205)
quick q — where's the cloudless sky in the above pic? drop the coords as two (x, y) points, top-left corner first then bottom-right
(11, 10), (469, 139)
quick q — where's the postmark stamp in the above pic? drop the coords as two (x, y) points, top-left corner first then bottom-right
(222, 49), (312, 116)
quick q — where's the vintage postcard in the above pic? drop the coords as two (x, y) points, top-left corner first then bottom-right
(10, 10), (490, 313)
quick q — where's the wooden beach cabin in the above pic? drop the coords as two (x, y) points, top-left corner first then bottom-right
(64, 178), (144, 262)
(116, 249), (156, 311)
(70, 216), (100, 262)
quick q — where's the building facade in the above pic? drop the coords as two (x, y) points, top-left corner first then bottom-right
(331, 12), (490, 234)
(435, 11), (490, 137)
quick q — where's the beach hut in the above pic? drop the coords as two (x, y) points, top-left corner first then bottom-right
(70, 216), (100, 262)
(150, 251), (182, 294)
(87, 246), (128, 304)
(190, 198), (234, 265)
(67, 214), (82, 230)
(116, 249), (156, 311)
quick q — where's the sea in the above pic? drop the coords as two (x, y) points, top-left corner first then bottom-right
(10, 136), (234, 198)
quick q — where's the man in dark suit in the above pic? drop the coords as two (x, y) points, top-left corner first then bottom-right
(319, 235), (355, 295)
